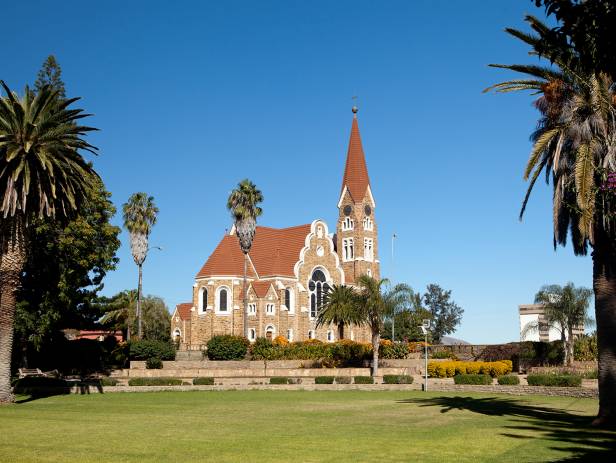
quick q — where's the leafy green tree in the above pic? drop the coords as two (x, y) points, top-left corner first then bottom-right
(523, 283), (594, 366)
(97, 290), (138, 341)
(0, 81), (98, 403)
(486, 12), (616, 426)
(422, 284), (463, 344)
(122, 193), (159, 340)
(227, 179), (263, 337)
(34, 55), (66, 99)
(317, 284), (362, 340)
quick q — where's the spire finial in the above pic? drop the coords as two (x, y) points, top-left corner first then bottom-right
(352, 95), (358, 118)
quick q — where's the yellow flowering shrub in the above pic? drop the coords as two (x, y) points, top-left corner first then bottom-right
(273, 335), (289, 346)
(427, 361), (513, 378)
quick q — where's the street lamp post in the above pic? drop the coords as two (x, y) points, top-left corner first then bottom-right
(420, 319), (430, 391)
(391, 233), (397, 342)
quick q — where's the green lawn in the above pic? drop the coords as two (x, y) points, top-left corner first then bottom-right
(0, 390), (614, 462)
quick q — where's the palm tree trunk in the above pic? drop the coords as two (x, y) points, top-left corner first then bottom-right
(592, 227), (616, 427)
(561, 331), (568, 366)
(137, 264), (143, 339)
(371, 330), (380, 377)
(338, 323), (344, 340)
(0, 222), (26, 403)
(243, 253), (248, 338)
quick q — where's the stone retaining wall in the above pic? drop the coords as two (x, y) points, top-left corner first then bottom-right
(425, 384), (598, 398)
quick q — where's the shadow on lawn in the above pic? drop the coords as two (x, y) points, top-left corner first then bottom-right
(398, 395), (616, 462)
(13, 378), (104, 403)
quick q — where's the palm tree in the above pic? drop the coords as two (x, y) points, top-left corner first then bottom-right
(523, 283), (594, 365)
(317, 284), (362, 340)
(97, 290), (138, 341)
(227, 179), (263, 338)
(383, 283), (414, 341)
(0, 81), (98, 403)
(486, 15), (616, 426)
(355, 275), (389, 377)
(122, 193), (158, 340)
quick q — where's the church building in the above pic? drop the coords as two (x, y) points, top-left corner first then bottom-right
(172, 107), (380, 348)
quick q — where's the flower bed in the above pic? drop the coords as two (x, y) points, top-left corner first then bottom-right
(428, 360), (513, 378)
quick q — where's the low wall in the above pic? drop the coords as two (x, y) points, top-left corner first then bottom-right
(425, 384), (598, 399)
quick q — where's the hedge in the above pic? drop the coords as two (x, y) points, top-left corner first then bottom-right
(428, 360), (513, 378)
(193, 377), (215, 385)
(145, 357), (163, 369)
(100, 377), (118, 386)
(128, 377), (182, 386)
(526, 374), (582, 387)
(383, 375), (414, 384)
(129, 340), (176, 361)
(315, 376), (335, 384)
(206, 335), (249, 360)
(453, 374), (493, 385)
(354, 376), (374, 384)
(497, 374), (520, 385)
(269, 377), (289, 384)
(335, 376), (352, 384)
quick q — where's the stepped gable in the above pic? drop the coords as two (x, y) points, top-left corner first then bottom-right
(196, 224), (311, 279)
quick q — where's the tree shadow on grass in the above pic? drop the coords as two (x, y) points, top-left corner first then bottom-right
(13, 378), (104, 403)
(398, 396), (616, 462)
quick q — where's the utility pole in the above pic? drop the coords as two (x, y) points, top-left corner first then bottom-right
(391, 233), (397, 342)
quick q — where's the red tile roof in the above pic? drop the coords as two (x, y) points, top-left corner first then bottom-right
(196, 224), (311, 279)
(175, 303), (192, 320)
(251, 281), (273, 298)
(341, 116), (371, 203)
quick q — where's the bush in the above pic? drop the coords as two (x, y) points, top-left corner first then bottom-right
(527, 374), (582, 387)
(128, 377), (182, 386)
(383, 375), (414, 384)
(129, 340), (175, 361)
(497, 374), (520, 385)
(574, 333), (598, 361)
(335, 376), (352, 384)
(269, 377), (288, 384)
(193, 377), (215, 385)
(431, 350), (457, 360)
(100, 377), (118, 386)
(354, 376), (374, 384)
(145, 357), (163, 369)
(453, 374), (493, 385)
(428, 361), (512, 378)
(379, 341), (410, 359)
(206, 335), (249, 360)
(315, 376), (335, 384)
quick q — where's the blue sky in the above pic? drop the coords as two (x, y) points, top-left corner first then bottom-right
(4, 1), (590, 344)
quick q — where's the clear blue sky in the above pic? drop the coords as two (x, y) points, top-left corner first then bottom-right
(4, 0), (590, 344)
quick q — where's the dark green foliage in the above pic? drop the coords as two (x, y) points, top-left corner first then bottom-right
(519, 341), (564, 367)
(527, 374), (582, 387)
(129, 340), (175, 361)
(497, 375), (520, 385)
(329, 341), (372, 365)
(34, 55), (66, 98)
(354, 376), (374, 384)
(431, 350), (456, 360)
(315, 376), (334, 384)
(193, 377), (214, 385)
(335, 376), (352, 384)
(383, 375), (414, 384)
(206, 335), (249, 360)
(128, 378), (182, 386)
(574, 333), (598, 361)
(422, 284), (464, 344)
(454, 374), (493, 385)
(145, 357), (163, 369)
(100, 377), (118, 386)
(249, 338), (330, 361)
(379, 342), (411, 359)
(269, 377), (288, 384)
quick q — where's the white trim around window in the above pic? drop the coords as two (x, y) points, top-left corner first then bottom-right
(265, 303), (275, 316)
(215, 286), (232, 315)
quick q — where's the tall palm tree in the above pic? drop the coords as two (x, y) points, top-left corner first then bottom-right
(0, 81), (98, 403)
(523, 283), (594, 365)
(227, 179), (263, 338)
(317, 284), (362, 340)
(486, 15), (616, 425)
(122, 193), (158, 340)
(356, 275), (389, 377)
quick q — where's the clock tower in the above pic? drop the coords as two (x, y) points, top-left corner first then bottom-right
(336, 106), (380, 284)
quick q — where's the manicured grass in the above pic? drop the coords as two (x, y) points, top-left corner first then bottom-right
(0, 391), (614, 462)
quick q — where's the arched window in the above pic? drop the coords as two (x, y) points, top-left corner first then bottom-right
(342, 217), (354, 231)
(265, 325), (275, 340)
(309, 269), (330, 319)
(308, 330), (315, 340)
(327, 330), (334, 342)
(284, 288), (294, 313)
(287, 329), (293, 342)
(220, 289), (228, 311)
(342, 238), (354, 261)
(198, 287), (208, 313)
(248, 328), (256, 342)
(173, 328), (181, 341)
(216, 286), (231, 313)
(363, 217), (373, 231)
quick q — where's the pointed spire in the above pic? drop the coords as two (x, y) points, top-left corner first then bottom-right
(341, 106), (370, 203)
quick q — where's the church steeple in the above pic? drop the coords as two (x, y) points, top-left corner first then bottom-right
(336, 107), (379, 283)
(340, 107), (371, 204)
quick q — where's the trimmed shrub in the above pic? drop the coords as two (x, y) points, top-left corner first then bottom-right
(354, 376), (374, 384)
(193, 377), (215, 385)
(129, 340), (176, 361)
(269, 377), (288, 384)
(128, 377), (182, 386)
(335, 376), (352, 384)
(497, 374), (520, 385)
(315, 376), (335, 384)
(527, 374), (582, 387)
(428, 361), (512, 378)
(100, 377), (118, 386)
(145, 357), (163, 369)
(454, 374), (493, 385)
(383, 375), (414, 384)
(206, 335), (249, 360)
